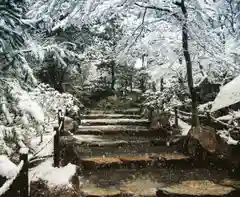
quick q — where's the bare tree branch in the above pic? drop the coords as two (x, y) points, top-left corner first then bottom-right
(134, 2), (182, 21)
(128, 7), (147, 49)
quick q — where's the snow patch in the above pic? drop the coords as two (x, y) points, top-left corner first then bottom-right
(178, 119), (191, 136)
(169, 117), (191, 136)
(217, 111), (240, 121)
(198, 102), (212, 112)
(29, 134), (54, 158)
(19, 147), (29, 155)
(30, 159), (77, 188)
(75, 135), (103, 142)
(0, 155), (18, 179)
(217, 130), (239, 145)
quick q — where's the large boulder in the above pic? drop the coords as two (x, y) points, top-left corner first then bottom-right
(184, 126), (231, 163)
(63, 116), (78, 135)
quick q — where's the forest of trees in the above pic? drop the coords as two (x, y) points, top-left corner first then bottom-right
(1, 0), (240, 196)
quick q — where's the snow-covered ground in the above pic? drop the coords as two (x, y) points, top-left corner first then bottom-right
(29, 158), (77, 188)
(0, 156), (24, 196)
(0, 155), (18, 179)
(29, 134), (55, 159)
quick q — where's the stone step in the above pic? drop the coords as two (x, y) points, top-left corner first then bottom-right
(81, 118), (149, 126)
(79, 167), (230, 197)
(80, 180), (159, 197)
(79, 153), (191, 170)
(60, 136), (174, 160)
(156, 180), (239, 197)
(89, 108), (140, 115)
(76, 125), (151, 135)
(70, 135), (167, 147)
(60, 134), (168, 151)
(81, 114), (142, 119)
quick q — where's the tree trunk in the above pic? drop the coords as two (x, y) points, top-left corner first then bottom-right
(140, 77), (145, 93)
(160, 77), (164, 91)
(130, 75), (133, 91)
(180, 0), (199, 127)
(125, 79), (128, 93)
(111, 61), (115, 91)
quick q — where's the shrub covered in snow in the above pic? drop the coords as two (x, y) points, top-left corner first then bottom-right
(0, 82), (81, 156)
(142, 89), (184, 111)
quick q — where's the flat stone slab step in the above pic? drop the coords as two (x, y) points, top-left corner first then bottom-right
(81, 180), (238, 197)
(80, 153), (191, 170)
(60, 136), (175, 159)
(219, 179), (240, 189)
(79, 168), (231, 197)
(77, 125), (149, 135)
(66, 135), (166, 147)
(157, 180), (238, 197)
(81, 114), (142, 119)
(81, 118), (149, 126)
(80, 187), (121, 197)
(120, 178), (160, 197)
(89, 108), (140, 115)
(81, 179), (162, 197)
(70, 145), (175, 158)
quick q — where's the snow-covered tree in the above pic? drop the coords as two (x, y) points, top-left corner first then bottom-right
(0, 0), (25, 55)
(80, 0), (240, 117)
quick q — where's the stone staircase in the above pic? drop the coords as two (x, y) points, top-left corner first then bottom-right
(60, 108), (240, 197)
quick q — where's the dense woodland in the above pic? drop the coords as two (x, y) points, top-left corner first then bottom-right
(1, 0), (240, 196)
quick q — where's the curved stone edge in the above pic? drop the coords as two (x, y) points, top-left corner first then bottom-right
(156, 182), (239, 197)
(156, 189), (240, 197)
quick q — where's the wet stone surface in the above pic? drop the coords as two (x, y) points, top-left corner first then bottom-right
(119, 178), (164, 197)
(79, 167), (235, 197)
(219, 179), (240, 189)
(80, 153), (191, 170)
(157, 180), (238, 197)
(81, 186), (121, 197)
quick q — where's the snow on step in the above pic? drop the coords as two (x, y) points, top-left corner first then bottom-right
(82, 114), (142, 119)
(76, 125), (148, 135)
(89, 108), (140, 115)
(81, 118), (149, 126)
(73, 135), (129, 146)
(74, 135), (159, 144)
(78, 125), (148, 131)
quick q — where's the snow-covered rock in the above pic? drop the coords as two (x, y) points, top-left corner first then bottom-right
(217, 130), (239, 145)
(211, 75), (240, 112)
